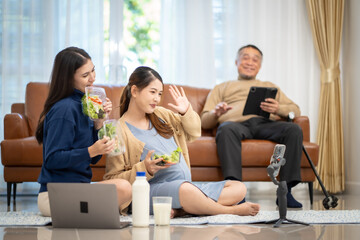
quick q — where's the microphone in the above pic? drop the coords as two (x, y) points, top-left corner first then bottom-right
(266, 143), (310, 227)
(267, 144), (286, 185)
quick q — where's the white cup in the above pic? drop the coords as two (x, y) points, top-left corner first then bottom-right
(152, 196), (172, 226)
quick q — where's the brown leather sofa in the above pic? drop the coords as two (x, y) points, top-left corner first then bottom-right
(1, 82), (319, 206)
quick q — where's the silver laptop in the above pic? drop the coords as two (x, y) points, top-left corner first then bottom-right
(48, 182), (130, 229)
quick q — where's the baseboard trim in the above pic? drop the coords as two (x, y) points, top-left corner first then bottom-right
(345, 181), (360, 195)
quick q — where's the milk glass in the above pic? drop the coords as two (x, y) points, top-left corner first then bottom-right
(152, 197), (172, 226)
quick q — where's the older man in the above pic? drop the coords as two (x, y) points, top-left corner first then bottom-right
(201, 45), (303, 208)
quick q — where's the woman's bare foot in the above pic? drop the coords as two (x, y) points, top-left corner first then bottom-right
(233, 202), (260, 216)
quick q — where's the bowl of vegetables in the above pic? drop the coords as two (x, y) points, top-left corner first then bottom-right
(153, 147), (182, 166)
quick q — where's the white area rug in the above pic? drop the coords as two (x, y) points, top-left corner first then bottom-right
(1, 210), (360, 226)
(0, 212), (51, 226)
(122, 210), (360, 225)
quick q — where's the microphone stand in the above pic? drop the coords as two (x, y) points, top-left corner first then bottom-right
(266, 158), (309, 228)
(287, 112), (338, 209)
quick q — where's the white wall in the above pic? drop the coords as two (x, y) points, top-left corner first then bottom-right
(342, 0), (360, 194)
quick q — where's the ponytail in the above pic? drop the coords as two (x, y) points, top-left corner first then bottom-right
(120, 85), (131, 117)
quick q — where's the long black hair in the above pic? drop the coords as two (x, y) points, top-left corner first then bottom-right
(35, 47), (91, 143)
(120, 66), (174, 138)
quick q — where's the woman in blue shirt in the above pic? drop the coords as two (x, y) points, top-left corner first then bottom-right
(35, 47), (131, 217)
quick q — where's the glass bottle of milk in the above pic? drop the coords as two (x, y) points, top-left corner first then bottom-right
(132, 171), (150, 227)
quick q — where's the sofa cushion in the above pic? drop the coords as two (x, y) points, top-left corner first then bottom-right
(188, 137), (319, 168)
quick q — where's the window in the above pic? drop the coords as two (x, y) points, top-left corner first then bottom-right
(103, 0), (161, 82)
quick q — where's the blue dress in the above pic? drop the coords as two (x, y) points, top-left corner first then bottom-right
(126, 122), (227, 214)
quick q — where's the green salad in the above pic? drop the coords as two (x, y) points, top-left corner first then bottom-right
(82, 94), (105, 120)
(154, 147), (182, 166)
(98, 122), (121, 154)
(98, 123), (116, 139)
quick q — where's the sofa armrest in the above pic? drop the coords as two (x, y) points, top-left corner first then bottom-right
(4, 113), (30, 139)
(11, 103), (25, 115)
(293, 116), (310, 142)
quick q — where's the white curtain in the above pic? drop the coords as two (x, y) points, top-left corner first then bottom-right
(160, 0), (216, 88)
(0, 0), (123, 193)
(108, 0), (127, 85)
(0, 0), (106, 138)
(160, 0), (320, 142)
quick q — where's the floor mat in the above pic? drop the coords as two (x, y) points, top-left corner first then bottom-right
(1, 210), (360, 226)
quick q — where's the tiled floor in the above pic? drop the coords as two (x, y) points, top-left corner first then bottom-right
(1, 182), (359, 240)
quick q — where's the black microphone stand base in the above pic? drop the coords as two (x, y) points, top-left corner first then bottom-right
(266, 180), (309, 228)
(266, 217), (309, 228)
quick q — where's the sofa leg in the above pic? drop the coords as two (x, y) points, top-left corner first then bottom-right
(308, 182), (314, 205)
(13, 183), (17, 203)
(7, 182), (12, 207)
(6, 182), (18, 207)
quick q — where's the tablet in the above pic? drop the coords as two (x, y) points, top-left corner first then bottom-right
(242, 86), (278, 118)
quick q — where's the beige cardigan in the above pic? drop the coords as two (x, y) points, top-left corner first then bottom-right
(103, 105), (201, 214)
